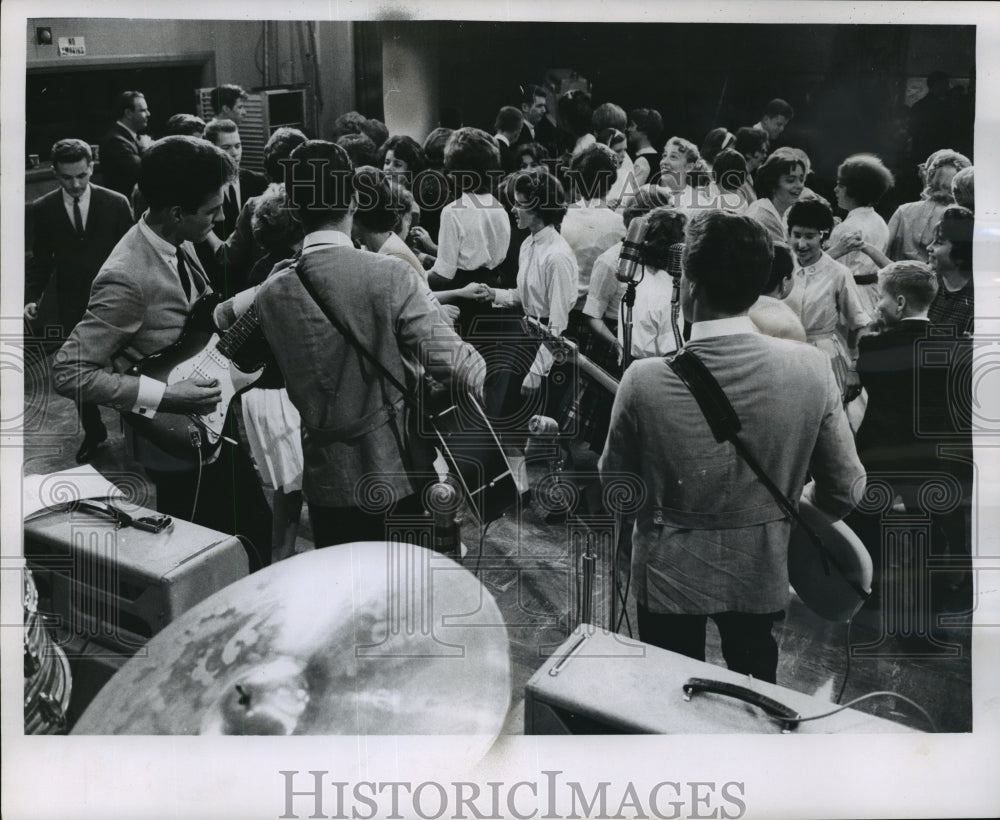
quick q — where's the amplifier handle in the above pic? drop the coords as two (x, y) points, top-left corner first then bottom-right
(682, 677), (801, 732)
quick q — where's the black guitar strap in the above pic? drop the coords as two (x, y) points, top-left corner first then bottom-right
(665, 347), (867, 600)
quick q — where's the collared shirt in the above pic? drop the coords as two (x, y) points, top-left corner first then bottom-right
(583, 240), (626, 323)
(302, 229), (354, 255)
(887, 198), (948, 264)
(62, 185), (92, 231)
(378, 232), (425, 277)
(749, 295), (807, 342)
(787, 252), (871, 344)
(689, 314), (757, 342)
(429, 192), (510, 281)
(492, 224), (578, 336)
(829, 206), (890, 316)
(560, 198), (626, 308)
(495, 133), (511, 147)
(619, 267), (686, 359)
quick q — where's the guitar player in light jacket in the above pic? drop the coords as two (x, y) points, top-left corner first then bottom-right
(53, 135), (273, 570)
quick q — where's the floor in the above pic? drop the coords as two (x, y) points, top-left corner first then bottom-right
(19, 337), (973, 734)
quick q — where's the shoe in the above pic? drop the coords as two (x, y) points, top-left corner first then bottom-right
(75, 430), (108, 463)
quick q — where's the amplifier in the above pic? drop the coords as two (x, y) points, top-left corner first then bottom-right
(525, 626), (919, 734)
(24, 505), (248, 656)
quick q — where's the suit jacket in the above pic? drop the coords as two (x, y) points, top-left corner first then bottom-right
(255, 242), (485, 508)
(99, 122), (143, 197)
(600, 327), (865, 614)
(26, 184), (133, 331)
(52, 222), (211, 469)
(855, 319), (968, 473)
(201, 169), (270, 297)
(515, 116), (559, 157)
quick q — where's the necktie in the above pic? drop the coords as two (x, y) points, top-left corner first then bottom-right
(223, 184), (239, 229)
(176, 248), (193, 300)
(73, 197), (84, 237)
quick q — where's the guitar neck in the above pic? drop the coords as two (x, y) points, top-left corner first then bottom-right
(522, 317), (620, 395)
(216, 303), (261, 359)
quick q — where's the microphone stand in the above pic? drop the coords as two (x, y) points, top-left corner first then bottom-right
(670, 277), (684, 351)
(620, 275), (640, 372)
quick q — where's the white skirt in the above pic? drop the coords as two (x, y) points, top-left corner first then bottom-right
(241, 388), (303, 492)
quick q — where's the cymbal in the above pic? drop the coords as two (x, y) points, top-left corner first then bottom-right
(73, 541), (511, 736)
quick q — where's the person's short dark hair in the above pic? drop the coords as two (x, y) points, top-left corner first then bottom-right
(50, 138), (92, 166)
(511, 167), (568, 227)
(422, 127), (454, 168)
(204, 118), (238, 146)
(629, 108), (663, 147)
(361, 118), (389, 148)
(734, 126), (769, 159)
(558, 89), (593, 138)
(764, 242), (795, 294)
(952, 165), (974, 211)
(621, 184), (674, 228)
(336, 133), (378, 172)
(283, 140), (355, 229)
(592, 102), (627, 133)
(444, 127), (500, 192)
(763, 98), (794, 120)
(115, 91), (145, 119)
(836, 153), (895, 207)
(211, 84), (247, 115)
(786, 198), (835, 234)
(521, 84), (546, 107)
(164, 113), (206, 138)
(495, 106), (524, 135)
(517, 141), (550, 168)
(251, 183), (302, 253)
(937, 204), (974, 271)
(683, 210), (774, 314)
(753, 152), (805, 200)
(353, 165), (410, 233)
(712, 148), (748, 193)
(878, 261), (939, 312)
(597, 128), (626, 150)
(700, 127), (736, 166)
(378, 135), (426, 176)
(330, 111), (368, 140)
(139, 135), (236, 212)
(642, 207), (688, 271)
(263, 127), (308, 183)
(566, 143), (618, 200)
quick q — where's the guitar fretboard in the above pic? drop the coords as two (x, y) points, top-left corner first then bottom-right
(216, 304), (261, 359)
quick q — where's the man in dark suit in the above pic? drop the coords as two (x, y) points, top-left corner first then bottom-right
(493, 106), (524, 174)
(53, 136), (273, 570)
(600, 211), (865, 683)
(25, 139), (134, 463)
(98, 91), (151, 198)
(209, 84), (248, 126)
(515, 84), (558, 158)
(197, 118), (268, 297)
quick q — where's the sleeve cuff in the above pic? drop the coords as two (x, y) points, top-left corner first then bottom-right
(131, 376), (166, 418)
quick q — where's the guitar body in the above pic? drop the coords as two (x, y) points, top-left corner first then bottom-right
(124, 294), (265, 462)
(788, 498), (873, 622)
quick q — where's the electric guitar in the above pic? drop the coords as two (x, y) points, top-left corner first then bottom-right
(124, 293), (265, 462)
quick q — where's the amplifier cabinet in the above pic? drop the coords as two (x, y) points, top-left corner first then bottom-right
(526, 626), (918, 734)
(24, 506), (248, 656)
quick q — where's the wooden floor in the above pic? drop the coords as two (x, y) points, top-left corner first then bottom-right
(19, 339), (972, 734)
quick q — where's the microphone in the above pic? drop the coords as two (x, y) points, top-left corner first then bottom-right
(666, 242), (686, 278)
(616, 216), (649, 283)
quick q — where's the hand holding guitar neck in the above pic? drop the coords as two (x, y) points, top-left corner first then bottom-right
(159, 377), (222, 414)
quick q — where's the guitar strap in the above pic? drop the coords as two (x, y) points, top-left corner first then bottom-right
(665, 347), (868, 601)
(291, 260), (414, 460)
